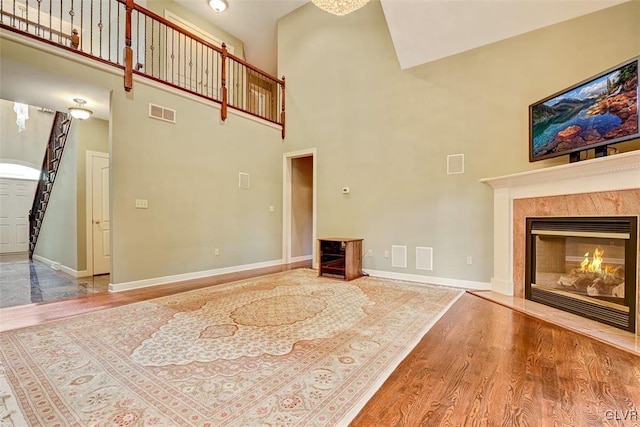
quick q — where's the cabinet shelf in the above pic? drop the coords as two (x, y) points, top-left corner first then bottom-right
(318, 238), (362, 281)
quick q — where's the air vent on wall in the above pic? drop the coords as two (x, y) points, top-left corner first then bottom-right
(391, 245), (407, 268)
(239, 172), (250, 189)
(149, 103), (176, 123)
(447, 154), (464, 175)
(416, 246), (433, 270)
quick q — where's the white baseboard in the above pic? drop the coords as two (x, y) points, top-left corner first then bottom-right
(490, 277), (515, 296)
(109, 259), (286, 292)
(73, 269), (91, 278)
(290, 255), (313, 263)
(32, 254), (87, 278)
(364, 269), (491, 291)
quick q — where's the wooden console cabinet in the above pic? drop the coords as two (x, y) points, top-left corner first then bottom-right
(318, 238), (363, 281)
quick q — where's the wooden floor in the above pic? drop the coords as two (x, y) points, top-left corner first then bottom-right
(352, 293), (640, 427)
(2, 265), (640, 426)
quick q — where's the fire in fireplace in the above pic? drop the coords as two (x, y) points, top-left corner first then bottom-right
(525, 216), (637, 332)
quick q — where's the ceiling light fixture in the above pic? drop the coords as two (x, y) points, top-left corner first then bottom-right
(68, 98), (93, 120)
(311, 0), (369, 16)
(209, 0), (227, 13)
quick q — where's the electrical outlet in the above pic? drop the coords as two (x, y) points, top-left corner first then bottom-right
(384, 250), (389, 258)
(214, 248), (220, 256)
(135, 199), (148, 209)
(367, 249), (373, 256)
(467, 256), (473, 265)
(269, 206), (275, 213)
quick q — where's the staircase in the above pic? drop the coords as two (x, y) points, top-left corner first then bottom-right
(28, 112), (73, 258)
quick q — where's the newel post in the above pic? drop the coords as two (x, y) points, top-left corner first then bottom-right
(124, 0), (134, 92)
(220, 43), (228, 121)
(280, 76), (286, 140)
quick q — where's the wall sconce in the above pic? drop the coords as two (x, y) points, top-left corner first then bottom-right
(209, 0), (227, 13)
(68, 98), (93, 120)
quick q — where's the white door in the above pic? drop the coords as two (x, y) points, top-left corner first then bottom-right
(0, 178), (37, 254)
(91, 155), (110, 274)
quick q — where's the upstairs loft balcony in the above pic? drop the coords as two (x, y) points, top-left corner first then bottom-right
(0, 0), (285, 136)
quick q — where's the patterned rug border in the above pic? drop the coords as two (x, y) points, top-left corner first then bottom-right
(1, 268), (465, 426)
(336, 289), (464, 425)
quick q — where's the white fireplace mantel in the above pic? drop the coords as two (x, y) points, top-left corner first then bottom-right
(481, 150), (640, 296)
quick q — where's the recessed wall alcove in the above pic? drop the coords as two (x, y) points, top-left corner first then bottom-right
(482, 150), (640, 337)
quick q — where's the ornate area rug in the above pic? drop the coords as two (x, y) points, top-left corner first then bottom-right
(0, 269), (462, 426)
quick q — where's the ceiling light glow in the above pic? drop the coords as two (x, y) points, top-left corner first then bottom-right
(209, 0), (227, 13)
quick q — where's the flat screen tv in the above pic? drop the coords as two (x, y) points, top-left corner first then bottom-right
(529, 56), (639, 162)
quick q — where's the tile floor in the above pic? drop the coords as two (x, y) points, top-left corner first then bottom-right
(0, 253), (109, 309)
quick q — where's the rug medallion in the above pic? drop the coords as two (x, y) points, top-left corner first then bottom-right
(0, 269), (462, 426)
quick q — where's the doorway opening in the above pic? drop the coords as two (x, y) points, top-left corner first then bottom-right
(283, 149), (316, 267)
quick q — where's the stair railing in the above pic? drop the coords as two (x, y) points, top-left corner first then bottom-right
(28, 112), (72, 258)
(0, 0), (285, 136)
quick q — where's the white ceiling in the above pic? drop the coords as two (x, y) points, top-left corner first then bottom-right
(0, 58), (110, 120)
(380, 0), (630, 70)
(174, 0), (307, 76)
(173, 0), (630, 74)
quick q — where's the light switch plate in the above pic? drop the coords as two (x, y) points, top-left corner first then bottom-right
(135, 199), (148, 209)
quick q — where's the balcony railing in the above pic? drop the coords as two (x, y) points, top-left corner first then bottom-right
(0, 0), (285, 136)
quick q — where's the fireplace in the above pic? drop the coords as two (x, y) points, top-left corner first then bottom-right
(525, 216), (638, 332)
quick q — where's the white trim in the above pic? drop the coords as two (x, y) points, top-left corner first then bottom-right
(32, 254), (88, 278)
(0, 159), (42, 181)
(481, 150), (640, 296)
(109, 258), (285, 292)
(364, 268), (491, 291)
(282, 149), (317, 268)
(480, 150), (640, 194)
(0, 158), (41, 170)
(86, 150), (109, 278)
(290, 255), (313, 263)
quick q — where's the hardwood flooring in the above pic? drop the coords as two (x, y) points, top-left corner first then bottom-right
(351, 293), (640, 427)
(2, 267), (639, 426)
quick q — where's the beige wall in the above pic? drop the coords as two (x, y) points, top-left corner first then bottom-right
(34, 126), (78, 268)
(3, 0), (638, 286)
(76, 118), (109, 271)
(278, 1), (640, 284)
(291, 156), (313, 258)
(0, 35), (283, 284)
(0, 99), (54, 168)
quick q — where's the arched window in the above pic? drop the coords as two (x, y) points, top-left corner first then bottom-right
(0, 163), (41, 180)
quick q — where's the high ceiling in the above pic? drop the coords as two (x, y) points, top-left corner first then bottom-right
(174, 0), (306, 76)
(0, 0), (630, 117)
(175, 0), (629, 74)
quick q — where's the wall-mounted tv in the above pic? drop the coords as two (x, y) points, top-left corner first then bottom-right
(529, 56), (639, 162)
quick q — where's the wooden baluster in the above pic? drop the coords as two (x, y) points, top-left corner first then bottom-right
(221, 42), (228, 121)
(71, 29), (79, 49)
(280, 76), (286, 140)
(124, 0), (134, 91)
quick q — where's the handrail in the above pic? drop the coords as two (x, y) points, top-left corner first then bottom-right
(29, 112), (72, 258)
(0, 10), (72, 42)
(1, 0), (286, 136)
(227, 52), (285, 86)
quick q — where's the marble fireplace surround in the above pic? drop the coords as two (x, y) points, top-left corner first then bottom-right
(481, 150), (640, 339)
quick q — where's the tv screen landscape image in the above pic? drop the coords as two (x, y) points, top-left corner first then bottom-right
(530, 57), (639, 162)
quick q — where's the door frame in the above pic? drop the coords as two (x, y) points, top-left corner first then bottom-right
(282, 149), (317, 268)
(85, 150), (109, 277)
